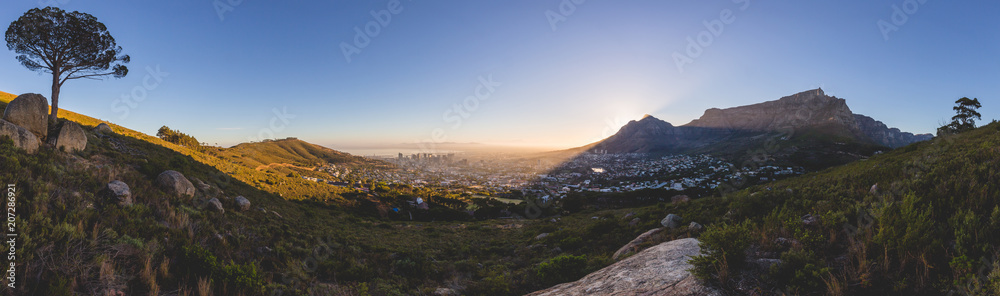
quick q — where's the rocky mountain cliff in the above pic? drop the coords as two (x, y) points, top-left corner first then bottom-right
(685, 89), (858, 134)
(853, 114), (934, 148)
(588, 89), (931, 156)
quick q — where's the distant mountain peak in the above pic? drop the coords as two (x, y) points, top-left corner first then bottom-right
(582, 89), (932, 161)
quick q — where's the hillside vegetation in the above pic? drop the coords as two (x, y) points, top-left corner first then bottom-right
(5, 89), (998, 295)
(691, 121), (1000, 295)
(1, 91), (726, 295)
(0, 91), (381, 201)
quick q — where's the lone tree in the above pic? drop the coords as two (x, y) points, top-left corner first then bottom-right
(939, 97), (982, 135)
(5, 7), (129, 123)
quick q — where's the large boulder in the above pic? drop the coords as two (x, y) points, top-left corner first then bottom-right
(100, 180), (132, 207)
(235, 196), (251, 211)
(206, 198), (224, 214)
(156, 170), (195, 198)
(1, 93), (48, 139)
(48, 121), (87, 152)
(191, 177), (224, 199)
(612, 228), (663, 260)
(661, 214), (683, 228)
(94, 123), (113, 134)
(527, 238), (722, 296)
(0, 119), (40, 154)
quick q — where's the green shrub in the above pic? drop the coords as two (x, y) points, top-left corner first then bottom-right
(691, 221), (752, 282)
(768, 249), (831, 293)
(536, 254), (588, 285)
(179, 245), (264, 294)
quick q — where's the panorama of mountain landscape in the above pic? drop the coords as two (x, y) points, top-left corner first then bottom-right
(0, 1), (998, 295)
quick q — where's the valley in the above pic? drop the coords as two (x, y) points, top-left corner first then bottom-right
(1, 3), (995, 295)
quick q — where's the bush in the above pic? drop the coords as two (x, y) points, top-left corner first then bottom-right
(768, 249), (831, 293)
(536, 254), (588, 285)
(178, 245), (264, 294)
(691, 221), (753, 282)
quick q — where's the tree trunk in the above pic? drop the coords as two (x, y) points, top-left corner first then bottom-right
(49, 72), (60, 124)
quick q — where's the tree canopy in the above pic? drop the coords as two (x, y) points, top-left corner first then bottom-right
(939, 97), (982, 135)
(5, 6), (129, 123)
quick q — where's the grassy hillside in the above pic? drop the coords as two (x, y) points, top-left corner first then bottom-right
(0, 91), (381, 201)
(227, 138), (386, 171)
(8, 89), (995, 295)
(2, 90), (734, 295)
(690, 122), (1000, 295)
(0, 114), (726, 295)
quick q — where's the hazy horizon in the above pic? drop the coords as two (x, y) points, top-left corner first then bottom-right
(2, 0), (997, 149)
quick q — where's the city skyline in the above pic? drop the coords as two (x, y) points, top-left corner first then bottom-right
(1, 0), (997, 150)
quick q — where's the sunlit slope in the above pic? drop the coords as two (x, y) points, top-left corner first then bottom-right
(229, 138), (383, 169)
(0, 90), (365, 200)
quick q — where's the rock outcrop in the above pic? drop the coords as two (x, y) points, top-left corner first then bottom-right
(100, 180), (132, 207)
(1, 93), (48, 140)
(0, 119), (40, 154)
(207, 198), (224, 213)
(661, 214), (683, 228)
(527, 238), (722, 296)
(94, 123), (113, 134)
(612, 228), (662, 261)
(48, 121), (87, 152)
(156, 170), (196, 198)
(235, 196), (251, 211)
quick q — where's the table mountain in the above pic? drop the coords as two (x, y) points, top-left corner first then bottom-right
(585, 89), (932, 169)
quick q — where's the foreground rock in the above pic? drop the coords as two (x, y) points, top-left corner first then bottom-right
(48, 121), (87, 152)
(235, 196), (251, 211)
(0, 119), (40, 154)
(100, 180), (132, 207)
(156, 170), (195, 198)
(1, 93), (48, 139)
(612, 228), (662, 261)
(528, 238), (722, 296)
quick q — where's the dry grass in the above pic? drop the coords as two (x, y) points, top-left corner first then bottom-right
(822, 271), (846, 296)
(142, 257), (157, 290)
(197, 277), (213, 296)
(159, 256), (172, 279)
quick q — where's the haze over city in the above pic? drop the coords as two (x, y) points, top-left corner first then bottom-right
(1, 0), (997, 150)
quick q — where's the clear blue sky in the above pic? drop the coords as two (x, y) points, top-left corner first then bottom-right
(1, 0), (997, 149)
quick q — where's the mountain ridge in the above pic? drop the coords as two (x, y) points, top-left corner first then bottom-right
(582, 89), (932, 170)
